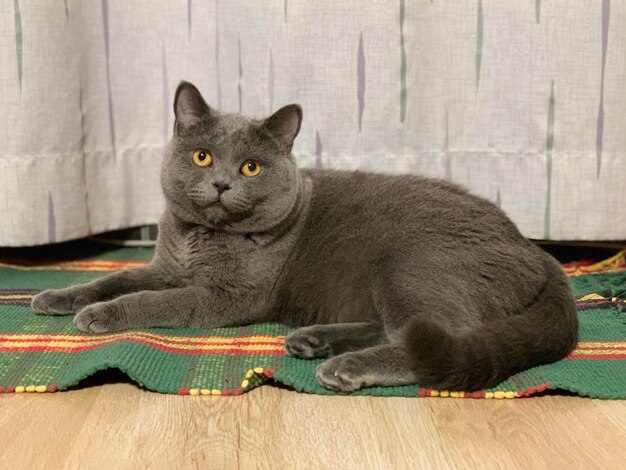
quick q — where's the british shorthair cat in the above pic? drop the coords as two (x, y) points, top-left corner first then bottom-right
(32, 82), (578, 392)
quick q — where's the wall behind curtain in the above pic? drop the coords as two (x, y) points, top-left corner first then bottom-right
(1, 0), (625, 246)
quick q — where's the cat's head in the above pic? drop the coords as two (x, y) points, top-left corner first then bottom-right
(162, 81), (303, 232)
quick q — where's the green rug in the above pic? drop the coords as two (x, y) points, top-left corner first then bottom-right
(0, 247), (624, 399)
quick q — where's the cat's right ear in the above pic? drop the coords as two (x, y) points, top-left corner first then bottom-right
(173, 81), (212, 133)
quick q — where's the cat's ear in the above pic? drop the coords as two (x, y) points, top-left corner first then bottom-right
(262, 104), (303, 152)
(173, 81), (212, 133)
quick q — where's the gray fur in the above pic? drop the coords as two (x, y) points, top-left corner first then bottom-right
(32, 81), (578, 392)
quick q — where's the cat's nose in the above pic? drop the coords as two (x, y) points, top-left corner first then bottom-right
(213, 181), (231, 195)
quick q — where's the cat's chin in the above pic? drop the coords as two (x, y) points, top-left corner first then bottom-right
(167, 196), (261, 231)
(181, 204), (253, 229)
(205, 207), (256, 228)
(190, 195), (247, 215)
(196, 200), (227, 211)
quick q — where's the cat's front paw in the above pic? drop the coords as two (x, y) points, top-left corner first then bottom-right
(315, 354), (368, 392)
(31, 289), (75, 315)
(285, 327), (332, 358)
(74, 302), (125, 333)
(31, 288), (94, 315)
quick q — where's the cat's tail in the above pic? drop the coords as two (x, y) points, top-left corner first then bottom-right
(405, 257), (578, 392)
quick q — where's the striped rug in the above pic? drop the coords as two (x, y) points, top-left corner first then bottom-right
(0, 247), (624, 398)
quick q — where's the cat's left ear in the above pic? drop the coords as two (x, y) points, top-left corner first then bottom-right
(173, 81), (212, 133)
(262, 104), (303, 152)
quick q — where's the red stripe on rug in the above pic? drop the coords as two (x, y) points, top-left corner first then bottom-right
(0, 339), (287, 356)
(566, 354), (626, 360)
(0, 332), (285, 345)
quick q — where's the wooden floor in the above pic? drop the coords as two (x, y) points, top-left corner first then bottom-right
(1, 379), (625, 469)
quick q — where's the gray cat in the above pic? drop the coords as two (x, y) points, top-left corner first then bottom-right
(31, 81), (578, 392)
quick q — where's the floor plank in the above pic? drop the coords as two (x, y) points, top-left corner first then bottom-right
(1, 383), (624, 469)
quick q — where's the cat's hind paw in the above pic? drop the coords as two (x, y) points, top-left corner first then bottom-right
(285, 328), (332, 358)
(315, 355), (368, 392)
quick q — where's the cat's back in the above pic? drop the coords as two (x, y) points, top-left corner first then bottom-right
(299, 169), (524, 245)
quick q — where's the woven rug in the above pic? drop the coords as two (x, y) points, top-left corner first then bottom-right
(0, 247), (624, 399)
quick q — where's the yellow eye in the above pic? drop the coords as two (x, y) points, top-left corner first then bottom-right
(241, 160), (262, 177)
(192, 149), (212, 167)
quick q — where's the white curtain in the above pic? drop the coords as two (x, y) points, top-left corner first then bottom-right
(1, 0), (625, 246)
